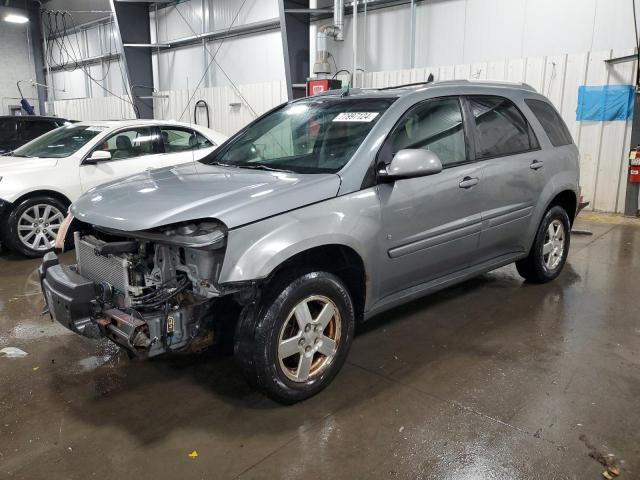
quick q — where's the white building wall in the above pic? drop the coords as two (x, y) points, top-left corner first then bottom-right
(0, 21), (38, 115)
(314, 0), (639, 75)
(151, 0), (285, 91)
(44, 19), (129, 105)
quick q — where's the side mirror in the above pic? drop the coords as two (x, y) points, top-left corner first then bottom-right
(84, 150), (111, 164)
(379, 149), (443, 181)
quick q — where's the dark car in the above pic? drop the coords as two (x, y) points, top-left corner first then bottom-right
(0, 116), (73, 155)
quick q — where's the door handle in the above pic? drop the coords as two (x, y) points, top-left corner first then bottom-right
(530, 159), (544, 170)
(459, 176), (479, 189)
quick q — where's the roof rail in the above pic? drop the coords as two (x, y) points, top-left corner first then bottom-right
(377, 74), (435, 91)
(431, 79), (537, 92)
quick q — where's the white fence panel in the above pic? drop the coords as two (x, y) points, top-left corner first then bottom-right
(153, 80), (287, 136)
(46, 95), (136, 121)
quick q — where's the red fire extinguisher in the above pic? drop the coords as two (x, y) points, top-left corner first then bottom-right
(629, 146), (640, 183)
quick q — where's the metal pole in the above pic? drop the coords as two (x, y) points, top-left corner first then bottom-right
(41, 14), (54, 105)
(352, 0), (358, 87)
(409, 0), (416, 68)
(362, 0), (367, 78)
(201, 0), (209, 88)
(625, 91), (640, 216)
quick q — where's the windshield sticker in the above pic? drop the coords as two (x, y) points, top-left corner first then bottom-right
(86, 126), (107, 132)
(333, 112), (379, 123)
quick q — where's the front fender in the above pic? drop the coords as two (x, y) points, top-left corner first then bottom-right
(218, 189), (382, 305)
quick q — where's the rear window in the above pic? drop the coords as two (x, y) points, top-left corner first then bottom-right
(21, 120), (57, 141)
(467, 96), (539, 159)
(525, 99), (573, 147)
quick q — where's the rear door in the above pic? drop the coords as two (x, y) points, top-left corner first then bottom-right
(79, 126), (164, 192)
(376, 96), (485, 297)
(465, 95), (544, 264)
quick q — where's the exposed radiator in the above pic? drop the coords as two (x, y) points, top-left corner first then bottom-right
(74, 232), (132, 296)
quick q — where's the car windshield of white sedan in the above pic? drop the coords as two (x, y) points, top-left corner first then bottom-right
(12, 125), (105, 158)
(201, 97), (396, 173)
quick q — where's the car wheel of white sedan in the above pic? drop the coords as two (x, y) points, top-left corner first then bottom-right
(2, 196), (68, 258)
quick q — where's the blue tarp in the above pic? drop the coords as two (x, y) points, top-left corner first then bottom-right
(576, 85), (634, 121)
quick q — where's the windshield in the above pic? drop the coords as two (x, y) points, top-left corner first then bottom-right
(201, 97), (396, 173)
(12, 125), (105, 158)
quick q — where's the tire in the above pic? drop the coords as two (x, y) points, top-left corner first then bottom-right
(1, 195), (68, 258)
(516, 205), (571, 283)
(234, 271), (355, 404)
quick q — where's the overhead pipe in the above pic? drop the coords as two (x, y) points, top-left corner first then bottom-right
(334, 0), (344, 40)
(409, 0), (416, 68)
(313, 0), (345, 75)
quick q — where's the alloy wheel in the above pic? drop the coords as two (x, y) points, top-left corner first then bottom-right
(542, 219), (565, 271)
(17, 204), (64, 251)
(277, 295), (341, 383)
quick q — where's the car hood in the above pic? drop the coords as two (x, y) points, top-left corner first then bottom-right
(71, 162), (342, 231)
(0, 156), (58, 174)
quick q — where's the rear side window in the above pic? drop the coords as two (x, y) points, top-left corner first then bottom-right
(467, 96), (539, 159)
(525, 99), (573, 147)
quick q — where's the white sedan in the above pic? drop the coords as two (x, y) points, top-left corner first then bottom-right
(0, 120), (228, 257)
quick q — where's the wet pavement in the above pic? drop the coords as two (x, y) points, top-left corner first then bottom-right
(1, 213), (639, 479)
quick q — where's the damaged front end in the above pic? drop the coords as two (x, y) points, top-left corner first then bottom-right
(40, 219), (245, 358)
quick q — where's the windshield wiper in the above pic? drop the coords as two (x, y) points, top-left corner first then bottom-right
(205, 161), (236, 168)
(237, 164), (293, 173)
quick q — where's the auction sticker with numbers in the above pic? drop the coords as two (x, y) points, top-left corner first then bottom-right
(333, 112), (379, 122)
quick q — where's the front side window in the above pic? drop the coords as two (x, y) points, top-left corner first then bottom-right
(468, 96), (539, 159)
(202, 97), (396, 173)
(95, 127), (158, 160)
(525, 99), (573, 147)
(12, 125), (104, 158)
(382, 97), (467, 167)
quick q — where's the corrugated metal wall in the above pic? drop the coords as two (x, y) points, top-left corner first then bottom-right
(46, 95), (136, 121)
(150, 0), (284, 91)
(45, 20), (129, 103)
(315, 0), (638, 75)
(152, 80), (288, 136)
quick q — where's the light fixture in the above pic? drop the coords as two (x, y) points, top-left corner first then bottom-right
(4, 13), (29, 24)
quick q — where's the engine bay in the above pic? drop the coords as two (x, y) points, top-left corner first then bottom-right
(59, 222), (236, 358)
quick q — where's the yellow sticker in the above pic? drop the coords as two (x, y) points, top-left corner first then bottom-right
(188, 451), (198, 458)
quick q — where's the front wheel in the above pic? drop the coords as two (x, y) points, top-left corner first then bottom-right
(516, 205), (571, 283)
(234, 271), (355, 404)
(2, 196), (67, 257)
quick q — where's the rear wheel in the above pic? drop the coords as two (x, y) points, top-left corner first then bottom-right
(234, 271), (355, 404)
(516, 205), (570, 283)
(2, 196), (67, 257)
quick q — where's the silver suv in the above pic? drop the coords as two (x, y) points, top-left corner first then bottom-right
(40, 80), (579, 403)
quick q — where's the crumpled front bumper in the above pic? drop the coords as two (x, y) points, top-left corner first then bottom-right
(39, 252), (102, 339)
(39, 252), (217, 357)
(39, 252), (157, 354)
